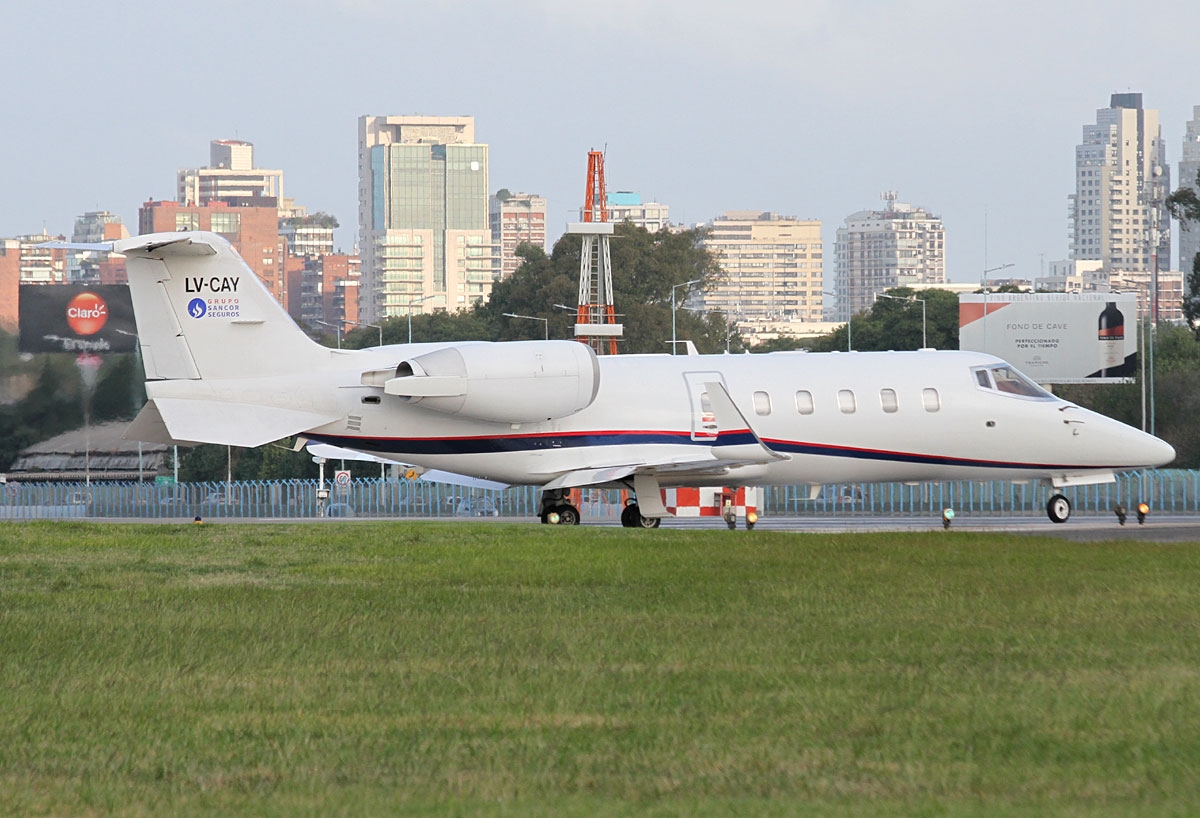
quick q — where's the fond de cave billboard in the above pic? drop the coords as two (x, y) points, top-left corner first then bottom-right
(958, 292), (1139, 384)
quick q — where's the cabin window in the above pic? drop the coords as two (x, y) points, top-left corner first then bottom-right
(880, 388), (899, 413)
(922, 387), (941, 412)
(753, 391), (772, 416)
(360, 395), (381, 405)
(795, 390), (814, 415)
(837, 389), (856, 414)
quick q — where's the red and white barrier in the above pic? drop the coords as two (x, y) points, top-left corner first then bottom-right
(662, 486), (762, 518)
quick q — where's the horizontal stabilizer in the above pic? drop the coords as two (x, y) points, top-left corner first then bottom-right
(37, 240), (116, 252)
(146, 397), (341, 448)
(123, 400), (200, 447)
(115, 235), (218, 257)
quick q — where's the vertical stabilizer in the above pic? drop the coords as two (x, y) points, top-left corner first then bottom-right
(114, 231), (331, 380)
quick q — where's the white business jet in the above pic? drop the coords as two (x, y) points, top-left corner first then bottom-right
(80, 232), (1174, 526)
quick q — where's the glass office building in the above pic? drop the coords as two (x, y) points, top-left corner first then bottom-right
(359, 116), (494, 322)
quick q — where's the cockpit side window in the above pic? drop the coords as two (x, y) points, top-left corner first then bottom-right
(974, 364), (1054, 399)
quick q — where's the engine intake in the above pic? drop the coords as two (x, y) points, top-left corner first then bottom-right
(379, 340), (600, 424)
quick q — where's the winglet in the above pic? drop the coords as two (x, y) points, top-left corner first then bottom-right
(703, 381), (788, 463)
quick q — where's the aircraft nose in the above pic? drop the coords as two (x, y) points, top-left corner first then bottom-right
(1147, 435), (1176, 468)
(1117, 424), (1175, 468)
(1086, 410), (1176, 468)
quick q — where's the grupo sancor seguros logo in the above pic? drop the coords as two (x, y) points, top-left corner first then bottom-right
(65, 292), (109, 335)
(188, 298), (207, 318)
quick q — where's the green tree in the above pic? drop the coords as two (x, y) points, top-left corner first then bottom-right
(807, 288), (960, 353)
(91, 354), (145, 422)
(1056, 323), (1200, 468)
(482, 224), (740, 353)
(1167, 170), (1200, 330)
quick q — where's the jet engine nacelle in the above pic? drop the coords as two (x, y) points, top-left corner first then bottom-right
(377, 340), (600, 424)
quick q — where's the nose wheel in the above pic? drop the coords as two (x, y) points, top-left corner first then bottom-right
(1046, 493), (1071, 524)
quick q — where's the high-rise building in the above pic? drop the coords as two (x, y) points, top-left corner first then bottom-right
(139, 199), (283, 302)
(286, 254), (361, 334)
(0, 232), (68, 332)
(70, 211), (129, 283)
(358, 115), (494, 322)
(489, 191), (547, 279)
(700, 211), (823, 335)
(0, 240), (19, 333)
(280, 214), (338, 258)
(1179, 106), (1200, 274)
(1069, 93), (1170, 273)
(831, 193), (945, 321)
(1040, 259), (1109, 293)
(606, 192), (671, 232)
(178, 140), (284, 206)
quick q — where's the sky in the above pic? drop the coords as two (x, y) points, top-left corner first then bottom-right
(4, 0), (1200, 285)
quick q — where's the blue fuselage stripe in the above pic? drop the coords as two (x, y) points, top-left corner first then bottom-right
(305, 431), (1085, 472)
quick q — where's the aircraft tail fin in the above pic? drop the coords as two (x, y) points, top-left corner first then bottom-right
(112, 231), (332, 380)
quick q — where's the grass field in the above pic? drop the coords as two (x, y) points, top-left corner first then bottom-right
(1, 521), (1199, 817)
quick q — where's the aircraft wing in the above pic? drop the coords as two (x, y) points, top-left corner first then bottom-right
(305, 442), (510, 490)
(539, 381), (787, 492)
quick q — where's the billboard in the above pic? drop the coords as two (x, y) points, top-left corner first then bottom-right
(18, 284), (137, 354)
(959, 293), (1138, 384)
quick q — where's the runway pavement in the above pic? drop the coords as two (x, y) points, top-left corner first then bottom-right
(651, 513), (1200, 541)
(67, 512), (1200, 542)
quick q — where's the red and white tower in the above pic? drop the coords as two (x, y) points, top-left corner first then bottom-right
(569, 150), (622, 355)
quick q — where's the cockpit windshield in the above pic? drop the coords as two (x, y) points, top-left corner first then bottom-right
(972, 365), (1054, 399)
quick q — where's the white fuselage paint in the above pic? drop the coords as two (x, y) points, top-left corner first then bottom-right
(275, 346), (1172, 488)
(107, 231), (1173, 494)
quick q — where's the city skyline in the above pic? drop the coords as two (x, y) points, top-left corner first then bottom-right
(5, 0), (1200, 285)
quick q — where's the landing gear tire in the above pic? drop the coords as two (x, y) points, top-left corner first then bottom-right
(542, 504), (580, 525)
(621, 503), (660, 529)
(555, 504), (580, 526)
(1047, 493), (1071, 524)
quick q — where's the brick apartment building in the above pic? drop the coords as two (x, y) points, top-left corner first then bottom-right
(139, 198), (283, 302)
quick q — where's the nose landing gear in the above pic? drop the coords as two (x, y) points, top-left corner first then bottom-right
(1046, 493), (1071, 524)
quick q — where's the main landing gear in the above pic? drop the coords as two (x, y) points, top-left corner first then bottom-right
(539, 488), (580, 526)
(620, 501), (661, 529)
(538, 488), (663, 528)
(1046, 493), (1071, 524)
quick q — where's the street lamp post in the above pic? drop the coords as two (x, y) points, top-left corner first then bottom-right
(502, 312), (549, 340)
(404, 295), (437, 344)
(670, 279), (701, 355)
(313, 319), (342, 349)
(874, 292), (927, 349)
(346, 319), (383, 347)
(822, 290), (851, 351)
(980, 263), (1015, 354)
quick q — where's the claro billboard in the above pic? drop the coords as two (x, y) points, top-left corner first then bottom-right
(18, 284), (137, 354)
(958, 293), (1139, 384)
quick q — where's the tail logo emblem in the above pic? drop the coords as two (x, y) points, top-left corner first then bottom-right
(188, 298), (207, 318)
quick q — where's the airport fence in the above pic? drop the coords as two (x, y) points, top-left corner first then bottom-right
(0, 470), (1196, 521)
